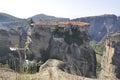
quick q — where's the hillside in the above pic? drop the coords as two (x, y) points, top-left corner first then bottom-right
(0, 13), (22, 22)
(0, 13), (28, 30)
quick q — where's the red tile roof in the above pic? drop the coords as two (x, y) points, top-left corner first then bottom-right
(33, 19), (89, 27)
(58, 21), (89, 26)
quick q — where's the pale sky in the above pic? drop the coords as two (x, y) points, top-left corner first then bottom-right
(0, 0), (120, 19)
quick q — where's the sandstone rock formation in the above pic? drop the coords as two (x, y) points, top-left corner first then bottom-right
(100, 32), (120, 80)
(39, 59), (97, 80)
(49, 40), (96, 78)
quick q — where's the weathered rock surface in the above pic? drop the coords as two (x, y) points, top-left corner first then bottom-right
(39, 59), (97, 80)
(99, 32), (120, 80)
(0, 24), (97, 78)
(49, 40), (96, 78)
(0, 20), (98, 79)
(0, 29), (20, 47)
(30, 26), (52, 58)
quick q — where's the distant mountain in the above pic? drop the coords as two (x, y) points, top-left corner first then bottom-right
(0, 13), (28, 30)
(29, 14), (70, 22)
(72, 14), (120, 41)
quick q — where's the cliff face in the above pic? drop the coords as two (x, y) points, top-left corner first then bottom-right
(49, 40), (96, 78)
(0, 24), (97, 78)
(30, 26), (52, 58)
(72, 14), (120, 41)
(30, 25), (96, 78)
(38, 32), (120, 80)
(100, 32), (120, 79)
(0, 29), (20, 47)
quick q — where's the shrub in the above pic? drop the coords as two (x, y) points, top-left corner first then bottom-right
(64, 27), (83, 46)
(26, 50), (35, 61)
(96, 62), (102, 72)
(89, 41), (104, 56)
(2, 64), (10, 68)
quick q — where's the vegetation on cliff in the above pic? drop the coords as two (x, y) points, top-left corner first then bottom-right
(89, 41), (104, 56)
(53, 27), (84, 46)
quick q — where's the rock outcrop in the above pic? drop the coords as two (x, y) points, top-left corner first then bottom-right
(100, 32), (120, 80)
(0, 22), (97, 78)
(30, 26), (52, 58)
(39, 35), (120, 80)
(0, 29), (20, 47)
(28, 21), (96, 78)
(49, 40), (96, 78)
(39, 59), (97, 80)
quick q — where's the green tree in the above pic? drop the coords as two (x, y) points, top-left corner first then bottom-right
(64, 27), (83, 46)
(53, 28), (64, 37)
(26, 50), (35, 61)
(89, 41), (104, 56)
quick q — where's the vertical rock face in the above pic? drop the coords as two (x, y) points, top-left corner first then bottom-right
(100, 32), (120, 79)
(30, 26), (52, 58)
(0, 29), (20, 47)
(0, 25), (97, 78)
(111, 33), (120, 79)
(113, 43), (120, 79)
(29, 23), (97, 78)
(0, 29), (9, 46)
(49, 40), (96, 78)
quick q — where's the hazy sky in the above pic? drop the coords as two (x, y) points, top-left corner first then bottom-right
(0, 0), (120, 19)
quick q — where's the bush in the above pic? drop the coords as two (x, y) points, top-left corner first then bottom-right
(96, 62), (102, 72)
(53, 27), (84, 46)
(26, 50), (35, 61)
(2, 64), (10, 68)
(64, 31), (73, 45)
(89, 41), (104, 56)
(26, 63), (37, 74)
(64, 27), (83, 46)
(53, 28), (64, 37)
